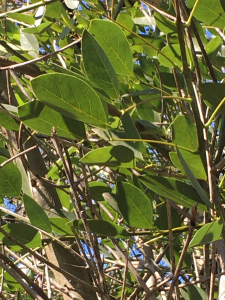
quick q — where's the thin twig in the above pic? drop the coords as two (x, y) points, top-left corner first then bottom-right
(0, 37), (82, 71)
(167, 204), (197, 300)
(0, 145), (37, 168)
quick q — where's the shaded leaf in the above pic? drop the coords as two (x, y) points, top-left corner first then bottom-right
(0, 156), (22, 197)
(0, 223), (41, 252)
(200, 83), (225, 115)
(140, 176), (207, 210)
(80, 145), (136, 168)
(0, 109), (19, 131)
(50, 217), (73, 235)
(172, 115), (198, 150)
(18, 100), (86, 139)
(177, 148), (212, 208)
(122, 112), (146, 154)
(82, 30), (119, 99)
(89, 182), (111, 201)
(189, 221), (223, 248)
(116, 182), (153, 228)
(71, 219), (129, 238)
(23, 194), (52, 233)
(103, 192), (122, 215)
(31, 74), (108, 128)
(155, 12), (177, 34)
(188, 285), (207, 300)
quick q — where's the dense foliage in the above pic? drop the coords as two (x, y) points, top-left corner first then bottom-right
(1, 0), (225, 299)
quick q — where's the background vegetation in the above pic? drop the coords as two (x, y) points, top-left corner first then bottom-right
(0, 0), (225, 299)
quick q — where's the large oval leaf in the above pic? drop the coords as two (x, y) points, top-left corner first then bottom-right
(189, 221), (223, 248)
(0, 110), (19, 131)
(0, 156), (22, 197)
(140, 175), (207, 211)
(200, 83), (225, 115)
(80, 145), (136, 168)
(89, 20), (133, 76)
(31, 74), (108, 128)
(0, 223), (41, 252)
(71, 219), (129, 238)
(187, 0), (225, 29)
(18, 100), (86, 139)
(82, 30), (119, 99)
(23, 194), (52, 233)
(116, 182), (153, 229)
(172, 115), (198, 151)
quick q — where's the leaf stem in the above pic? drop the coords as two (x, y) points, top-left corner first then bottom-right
(185, 0), (200, 27)
(204, 97), (225, 127)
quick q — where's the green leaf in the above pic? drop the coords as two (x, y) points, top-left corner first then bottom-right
(31, 74), (108, 128)
(205, 36), (222, 62)
(177, 148), (213, 208)
(103, 192), (122, 215)
(7, 13), (35, 25)
(80, 145), (136, 168)
(172, 115), (198, 151)
(122, 112), (146, 154)
(188, 285), (207, 300)
(200, 83), (225, 115)
(170, 150), (206, 180)
(155, 12), (177, 34)
(71, 219), (129, 238)
(23, 194), (52, 233)
(93, 128), (143, 160)
(89, 20), (133, 76)
(0, 156), (22, 197)
(158, 44), (182, 68)
(89, 182), (111, 201)
(189, 221), (223, 248)
(22, 21), (52, 34)
(18, 100), (86, 139)
(116, 182), (153, 229)
(0, 223), (41, 252)
(82, 30), (119, 100)
(116, 12), (135, 37)
(0, 110), (19, 131)
(20, 31), (39, 58)
(45, 1), (61, 19)
(140, 176), (207, 210)
(50, 217), (73, 235)
(186, 0), (225, 29)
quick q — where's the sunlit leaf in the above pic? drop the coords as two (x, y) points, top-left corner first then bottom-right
(89, 20), (133, 76)
(31, 74), (108, 128)
(189, 221), (223, 248)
